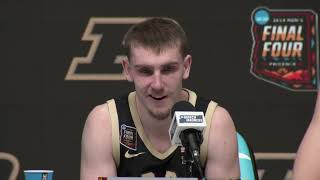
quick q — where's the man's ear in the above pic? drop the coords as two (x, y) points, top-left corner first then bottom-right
(122, 58), (133, 82)
(182, 55), (192, 79)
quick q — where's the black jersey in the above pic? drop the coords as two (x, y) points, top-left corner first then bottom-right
(106, 89), (218, 177)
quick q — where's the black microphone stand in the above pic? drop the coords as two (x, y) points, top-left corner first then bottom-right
(180, 129), (205, 179)
(180, 146), (193, 177)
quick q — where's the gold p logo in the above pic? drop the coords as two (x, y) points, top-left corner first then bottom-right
(0, 152), (20, 180)
(65, 17), (147, 81)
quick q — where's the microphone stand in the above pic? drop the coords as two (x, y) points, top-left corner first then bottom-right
(180, 146), (194, 177)
(180, 129), (205, 179)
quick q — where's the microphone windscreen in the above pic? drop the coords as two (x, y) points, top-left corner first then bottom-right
(171, 101), (195, 118)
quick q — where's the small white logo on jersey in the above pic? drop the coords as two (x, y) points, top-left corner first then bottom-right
(124, 150), (145, 159)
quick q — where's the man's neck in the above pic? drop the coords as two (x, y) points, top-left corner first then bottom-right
(136, 89), (189, 137)
(135, 89), (189, 152)
(136, 102), (171, 138)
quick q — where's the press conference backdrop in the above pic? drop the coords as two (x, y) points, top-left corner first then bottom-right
(1, 0), (319, 179)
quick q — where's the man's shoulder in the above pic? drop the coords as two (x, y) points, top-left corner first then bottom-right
(90, 103), (109, 116)
(85, 103), (111, 129)
(211, 105), (235, 132)
(187, 89), (229, 122)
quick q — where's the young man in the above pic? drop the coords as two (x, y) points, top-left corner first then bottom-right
(292, 90), (320, 180)
(80, 17), (240, 179)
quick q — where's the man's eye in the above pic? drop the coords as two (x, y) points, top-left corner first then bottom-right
(138, 68), (153, 75)
(161, 66), (177, 74)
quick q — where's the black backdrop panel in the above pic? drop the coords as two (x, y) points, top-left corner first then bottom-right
(1, 0), (319, 179)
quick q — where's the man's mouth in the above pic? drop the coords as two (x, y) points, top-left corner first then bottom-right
(150, 95), (167, 100)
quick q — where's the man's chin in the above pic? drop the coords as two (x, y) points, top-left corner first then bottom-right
(149, 110), (170, 120)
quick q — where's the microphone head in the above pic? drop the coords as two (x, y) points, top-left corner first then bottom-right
(171, 101), (195, 118)
(169, 100), (206, 146)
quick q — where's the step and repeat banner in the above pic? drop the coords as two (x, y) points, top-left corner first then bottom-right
(1, 1), (320, 179)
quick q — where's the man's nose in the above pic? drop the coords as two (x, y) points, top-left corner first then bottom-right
(151, 72), (164, 90)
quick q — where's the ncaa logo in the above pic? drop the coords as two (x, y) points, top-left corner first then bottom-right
(254, 8), (270, 25)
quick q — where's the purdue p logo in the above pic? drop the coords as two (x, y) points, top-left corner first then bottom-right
(65, 17), (147, 81)
(255, 152), (295, 180)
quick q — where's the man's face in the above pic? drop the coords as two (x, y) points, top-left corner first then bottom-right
(123, 45), (192, 120)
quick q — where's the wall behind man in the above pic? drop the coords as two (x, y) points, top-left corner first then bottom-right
(1, 0), (319, 179)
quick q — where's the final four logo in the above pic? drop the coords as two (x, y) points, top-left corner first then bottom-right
(250, 7), (319, 91)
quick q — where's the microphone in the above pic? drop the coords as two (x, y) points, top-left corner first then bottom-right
(169, 101), (206, 146)
(168, 101), (206, 178)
